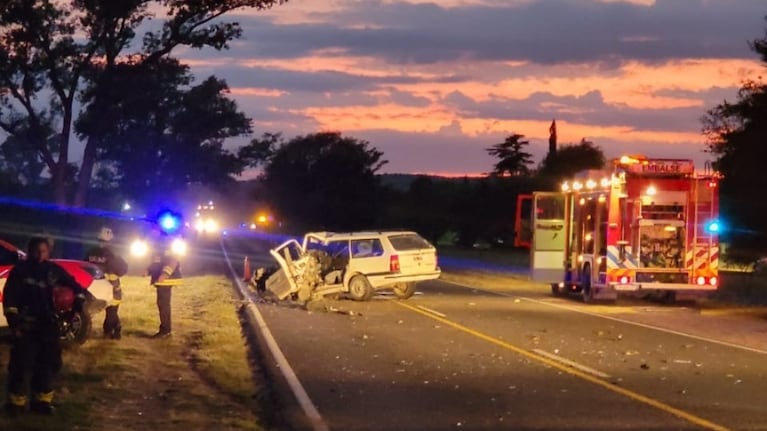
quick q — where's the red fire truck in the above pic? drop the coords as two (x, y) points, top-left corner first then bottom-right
(517, 155), (721, 302)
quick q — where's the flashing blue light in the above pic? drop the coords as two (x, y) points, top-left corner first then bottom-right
(157, 211), (182, 234)
(705, 220), (721, 234)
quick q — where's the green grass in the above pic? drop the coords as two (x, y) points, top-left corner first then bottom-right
(0, 275), (264, 431)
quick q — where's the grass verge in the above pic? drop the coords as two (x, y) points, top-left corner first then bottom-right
(0, 275), (265, 431)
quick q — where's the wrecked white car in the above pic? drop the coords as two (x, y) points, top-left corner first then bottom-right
(263, 231), (441, 303)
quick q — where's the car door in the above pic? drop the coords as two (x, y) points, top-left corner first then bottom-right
(349, 238), (388, 286)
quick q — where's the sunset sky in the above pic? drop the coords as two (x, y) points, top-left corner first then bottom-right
(180, 0), (767, 175)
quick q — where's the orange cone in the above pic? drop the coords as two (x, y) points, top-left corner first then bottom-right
(243, 256), (251, 281)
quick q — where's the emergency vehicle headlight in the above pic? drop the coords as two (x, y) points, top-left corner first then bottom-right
(586, 179), (596, 189)
(709, 276), (718, 286)
(194, 220), (205, 232)
(204, 219), (218, 232)
(696, 276), (706, 286)
(619, 276), (629, 284)
(130, 240), (149, 257)
(171, 239), (187, 256)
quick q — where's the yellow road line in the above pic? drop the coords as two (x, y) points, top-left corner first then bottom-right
(395, 301), (729, 431)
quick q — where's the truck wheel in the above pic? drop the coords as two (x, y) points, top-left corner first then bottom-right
(348, 275), (374, 301)
(393, 282), (417, 299)
(581, 265), (595, 303)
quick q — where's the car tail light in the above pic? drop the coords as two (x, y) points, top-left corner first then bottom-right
(0, 290), (3, 302)
(709, 276), (718, 286)
(696, 276), (706, 286)
(390, 255), (400, 273)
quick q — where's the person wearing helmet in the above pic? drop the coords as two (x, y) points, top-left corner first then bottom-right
(3, 237), (87, 416)
(85, 227), (128, 339)
(146, 233), (182, 338)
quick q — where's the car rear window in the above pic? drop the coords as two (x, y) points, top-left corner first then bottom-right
(388, 234), (432, 251)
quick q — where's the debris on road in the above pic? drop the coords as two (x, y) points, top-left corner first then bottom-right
(640, 363), (650, 370)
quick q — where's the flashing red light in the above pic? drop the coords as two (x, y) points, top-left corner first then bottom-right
(696, 276), (706, 286)
(619, 276), (629, 284)
(709, 276), (718, 286)
(708, 181), (717, 188)
(390, 255), (400, 273)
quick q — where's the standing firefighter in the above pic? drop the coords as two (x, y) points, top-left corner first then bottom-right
(85, 227), (128, 339)
(147, 234), (183, 338)
(3, 237), (87, 416)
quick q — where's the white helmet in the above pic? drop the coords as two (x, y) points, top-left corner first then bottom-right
(98, 227), (114, 242)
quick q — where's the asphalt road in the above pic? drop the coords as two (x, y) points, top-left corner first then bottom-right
(222, 233), (767, 431)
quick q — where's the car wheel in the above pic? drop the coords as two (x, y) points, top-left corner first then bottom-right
(393, 282), (417, 299)
(348, 275), (374, 301)
(551, 283), (561, 296)
(59, 311), (92, 346)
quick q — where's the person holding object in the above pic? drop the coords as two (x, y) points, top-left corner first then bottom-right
(3, 237), (87, 416)
(85, 227), (128, 339)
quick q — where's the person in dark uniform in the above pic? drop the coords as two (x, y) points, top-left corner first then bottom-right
(3, 237), (87, 416)
(147, 234), (182, 338)
(85, 227), (128, 339)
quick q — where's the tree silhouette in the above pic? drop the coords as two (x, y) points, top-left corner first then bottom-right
(249, 132), (388, 231)
(486, 134), (534, 176)
(0, 0), (285, 205)
(538, 139), (606, 182)
(703, 18), (767, 256)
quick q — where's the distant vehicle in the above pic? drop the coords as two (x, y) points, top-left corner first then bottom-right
(193, 201), (220, 236)
(0, 240), (112, 344)
(264, 231), (441, 303)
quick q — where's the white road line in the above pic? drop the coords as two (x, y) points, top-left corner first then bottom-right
(221, 241), (330, 431)
(532, 349), (611, 379)
(439, 279), (767, 356)
(416, 305), (447, 318)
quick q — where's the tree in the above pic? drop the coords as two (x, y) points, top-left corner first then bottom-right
(538, 139), (606, 183)
(703, 21), (767, 256)
(77, 59), (251, 206)
(248, 132), (388, 231)
(486, 134), (534, 176)
(0, 0), (284, 206)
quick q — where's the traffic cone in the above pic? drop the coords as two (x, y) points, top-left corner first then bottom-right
(243, 256), (251, 282)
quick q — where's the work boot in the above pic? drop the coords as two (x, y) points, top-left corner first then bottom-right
(151, 331), (171, 339)
(4, 402), (25, 418)
(112, 326), (122, 340)
(30, 402), (54, 416)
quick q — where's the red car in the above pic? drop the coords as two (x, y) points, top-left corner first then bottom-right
(0, 240), (113, 340)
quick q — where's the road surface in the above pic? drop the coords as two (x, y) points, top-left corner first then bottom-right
(223, 234), (767, 431)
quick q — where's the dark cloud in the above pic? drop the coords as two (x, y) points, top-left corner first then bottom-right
(441, 87), (743, 132)
(191, 63), (466, 94)
(225, 0), (767, 65)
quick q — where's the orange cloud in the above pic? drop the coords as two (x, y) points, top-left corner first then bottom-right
(230, 87), (288, 97)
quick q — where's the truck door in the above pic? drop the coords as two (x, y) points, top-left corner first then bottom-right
(531, 192), (567, 283)
(514, 194), (533, 248)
